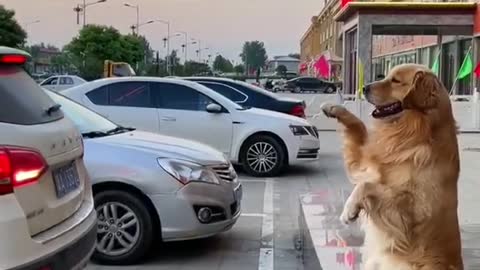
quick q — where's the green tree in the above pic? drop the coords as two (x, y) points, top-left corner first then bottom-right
(65, 25), (145, 80)
(288, 53), (300, 59)
(213, 55), (234, 73)
(276, 64), (288, 76)
(0, 5), (27, 48)
(234, 64), (245, 75)
(239, 41), (268, 73)
(184, 61), (211, 76)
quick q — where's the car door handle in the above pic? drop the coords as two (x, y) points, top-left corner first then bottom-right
(161, 116), (176, 122)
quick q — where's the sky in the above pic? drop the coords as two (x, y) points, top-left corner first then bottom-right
(1, 0), (323, 63)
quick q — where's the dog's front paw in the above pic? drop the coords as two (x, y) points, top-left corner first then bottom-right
(321, 103), (346, 119)
(340, 201), (360, 225)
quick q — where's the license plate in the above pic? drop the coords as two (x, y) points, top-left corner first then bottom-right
(53, 163), (80, 198)
(234, 184), (243, 202)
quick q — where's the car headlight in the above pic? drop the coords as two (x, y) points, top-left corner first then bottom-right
(289, 125), (309, 136)
(157, 158), (219, 185)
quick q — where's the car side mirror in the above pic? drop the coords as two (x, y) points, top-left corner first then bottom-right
(206, 103), (223, 113)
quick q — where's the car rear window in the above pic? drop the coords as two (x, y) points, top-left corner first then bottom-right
(0, 65), (63, 125)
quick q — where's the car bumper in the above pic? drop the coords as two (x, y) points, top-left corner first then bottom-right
(7, 207), (97, 270)
(289, 135), (320, 165)
(148, 181), (242, 242)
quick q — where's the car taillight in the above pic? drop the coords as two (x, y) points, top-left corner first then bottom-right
(0, 146), (48, 195)
(290, 105), (306, 118)
(0, 55), (28, 65)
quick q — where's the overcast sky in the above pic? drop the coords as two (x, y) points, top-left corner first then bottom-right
(2, 0), (323, 62)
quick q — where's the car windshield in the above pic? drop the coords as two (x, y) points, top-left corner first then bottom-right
(45, 90), (123, 137)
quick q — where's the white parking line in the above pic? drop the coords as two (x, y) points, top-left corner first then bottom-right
(258, 179), (274, 270)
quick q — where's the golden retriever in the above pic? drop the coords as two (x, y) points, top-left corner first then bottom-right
(321, 64), (463, 270)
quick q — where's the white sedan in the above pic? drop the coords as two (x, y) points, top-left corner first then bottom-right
(40, 75), (86, 92)
(62, 77), (320, 177)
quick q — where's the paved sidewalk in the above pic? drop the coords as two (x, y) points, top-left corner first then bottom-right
(299, 133), (480, 269)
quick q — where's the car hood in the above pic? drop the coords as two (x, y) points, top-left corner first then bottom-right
(237, 107), (311, 125)
(87, 130), (227, 165)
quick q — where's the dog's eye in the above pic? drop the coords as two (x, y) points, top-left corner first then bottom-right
(391, 78), (401, 83)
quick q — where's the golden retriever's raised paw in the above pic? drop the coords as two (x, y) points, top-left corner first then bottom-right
(340, 199), (360, 224)
(321, 103), (347, 119)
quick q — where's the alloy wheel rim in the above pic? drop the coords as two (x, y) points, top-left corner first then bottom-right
(95, 202), (140, 257)
(246, 142), (278, 173)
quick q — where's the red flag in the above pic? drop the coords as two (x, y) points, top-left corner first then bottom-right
(313, 56), (330, 79)
(474, 62), (480, 78)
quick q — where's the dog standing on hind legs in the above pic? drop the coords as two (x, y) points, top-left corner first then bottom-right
(321, 64), (463, 270)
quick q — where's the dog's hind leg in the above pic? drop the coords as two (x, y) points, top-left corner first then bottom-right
(340, 182), (415, 255)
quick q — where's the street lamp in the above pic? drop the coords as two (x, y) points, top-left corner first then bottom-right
(156, 19), (171, 74)
(130, 20), (154, 34)
(124, 3), (139, 35)
(74, 0), (106, 27)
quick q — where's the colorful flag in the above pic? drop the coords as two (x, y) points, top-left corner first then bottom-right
(431, 52), (439, 76)
(357, 60), (364, 99)
(474, 62), (480, 78)
(457, 51), (473, 80)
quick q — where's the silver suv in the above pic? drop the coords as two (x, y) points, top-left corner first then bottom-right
(0, 47), (97, 269)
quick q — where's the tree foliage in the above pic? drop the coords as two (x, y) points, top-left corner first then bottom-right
(213, 55), (234, 73)
(65, 25), (145, 80)
(0, 5), (27, 48)
(276, 65), (288, 76)
(239, 41), (268, 71)
(234, 64), (245, 74)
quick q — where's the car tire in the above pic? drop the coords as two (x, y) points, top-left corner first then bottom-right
(241, 135), (286, 177)
(294, 86), (302, 93)
(92, 190), (156, 265)
(324, 86), (335, 94)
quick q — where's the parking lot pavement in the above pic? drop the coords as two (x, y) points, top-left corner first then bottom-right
(86, 129), (480, 270)
(87, 132), (350, 270)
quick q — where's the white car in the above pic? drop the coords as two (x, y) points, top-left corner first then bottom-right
(47, 90), (242, 265)
(40, 75), (86, 92)
(0, 47), (96, 269)
(62, 77), (320, 177)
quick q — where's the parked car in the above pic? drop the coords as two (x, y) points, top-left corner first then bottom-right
(0, 47), (96, 269)
(285, 77), (336, 93)
(62, 77), (320, 177)
(40, 75), (86, 92)
(46, 90), (242, 265)
(184, 77), (307, 118)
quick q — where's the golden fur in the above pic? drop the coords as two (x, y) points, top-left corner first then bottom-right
(321, 64), (463, 270)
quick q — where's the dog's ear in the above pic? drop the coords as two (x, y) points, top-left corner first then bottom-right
(403, 70), (439, 110)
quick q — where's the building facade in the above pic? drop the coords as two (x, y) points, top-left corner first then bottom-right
(265, 56), (300, 75)
(300, 0), (343, 80)
(301, 0), (478, 95)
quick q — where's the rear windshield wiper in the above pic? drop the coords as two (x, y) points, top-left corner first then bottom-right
(46, 104), (61, 116)
(106, 126), (136, 135)
(82, 131), (109, 138)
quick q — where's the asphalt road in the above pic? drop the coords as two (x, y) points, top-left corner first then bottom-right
(87, 131), (350, 270)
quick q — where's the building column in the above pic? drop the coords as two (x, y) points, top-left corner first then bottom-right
(452, 36), (460, 95)
(437, 34), (444, 83)
(357, 18), (373, 86)
(472, 36), (480, 129)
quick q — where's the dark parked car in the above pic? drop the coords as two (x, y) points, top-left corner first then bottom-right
(184, 77), (307, 118)
(285, 77), (336, 93)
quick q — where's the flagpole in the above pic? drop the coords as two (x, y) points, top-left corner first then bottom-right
(449, 46), (472, 96)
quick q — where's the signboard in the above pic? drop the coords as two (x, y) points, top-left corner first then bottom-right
(341, 0), (352, 8)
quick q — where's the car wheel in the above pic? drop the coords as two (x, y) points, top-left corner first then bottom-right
(241, 135), (285, 177)
(92, 190), (156, 265)
(294, 86), (302, 93)
(324, 86), (335, 94)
